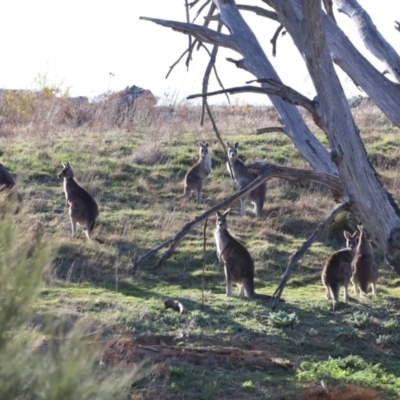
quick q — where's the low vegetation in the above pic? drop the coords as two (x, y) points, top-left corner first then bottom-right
(0, 95), (399, 399)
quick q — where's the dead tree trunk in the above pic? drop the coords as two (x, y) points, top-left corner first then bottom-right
(269, 0), (400, 272)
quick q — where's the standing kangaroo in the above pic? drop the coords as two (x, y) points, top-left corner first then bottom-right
(351, 225), (378, 297)
(183, 142), (212, 201)
(226, 142), (267, 216)
(58, 162), (99, 241)
(214, 209), (273, 300)
(321, 230), (359, 311)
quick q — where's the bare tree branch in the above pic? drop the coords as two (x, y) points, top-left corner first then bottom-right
(271, 202), (351, 308)
(196, 2), (216, 52)
(203, 101), (235, 190)
(334, 0), (400, 83)
(186, 39), (199, 68)
(247, 162), (344, 199)
(188, 0), (201, 8)
(130, 163), (344, 271)
(200, 22), (229, 124)
(185, 0), (193, 52)
(192, 0), (211, 23)
(141, 3), (337, 175)
(187, 82), (321, 128)
(270, 24), (284, 57)
(139, 16), (239, 51)
(165, 39), (199, 79)
(237, 4), (278, 21)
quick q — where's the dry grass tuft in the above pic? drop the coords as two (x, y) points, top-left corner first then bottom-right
(128, 143), (169, 166)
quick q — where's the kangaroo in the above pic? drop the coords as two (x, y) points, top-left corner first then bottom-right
(214, 209), (273, 300)
(58, 162), (99, 241)
(0, 162), (23, 209)
(226, 142), (267, 216)
(351, 225), (378, 297)
(321, 230), (359, 311)
(183, 142), (212, 201)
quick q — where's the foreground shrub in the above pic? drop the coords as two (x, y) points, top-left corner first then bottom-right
(0, 213), (136, 400)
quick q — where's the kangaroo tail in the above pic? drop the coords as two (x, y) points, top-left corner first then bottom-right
(359, 282), (369, 298)
(87, 218), (96, 233)
(330, 283), (340, 311)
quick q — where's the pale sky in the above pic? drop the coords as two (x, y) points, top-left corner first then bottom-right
(1, 1), (400, 105)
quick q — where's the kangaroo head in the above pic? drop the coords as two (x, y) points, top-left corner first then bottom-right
(216, 208), (231, 229)
(356, 224), (373, 253)
(226, 142), (239, 160)
(198, 142), (210, 158)
(343, 230), (359, 250)
(58, 162), (73, 179)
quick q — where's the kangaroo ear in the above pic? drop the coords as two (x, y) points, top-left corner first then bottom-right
(216, 211), (222, 217)
(198, 142), (204, 147)
(343, 230), (351, 239)
(223, 208), (231, 216)
(357, 224), (363, 232)
(227, 142), (231, 147)
(62, 162), (67, 168)
(234, 142), (239, 148)
(205, 142), (209, 147)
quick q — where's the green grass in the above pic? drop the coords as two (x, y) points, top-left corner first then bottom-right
(1, 105), (400, 399)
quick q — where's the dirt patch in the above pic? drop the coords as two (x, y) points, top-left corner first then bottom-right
(100, 337), (383, 399)
(298, 382), (381, 400)
(101, 336), (294, 371)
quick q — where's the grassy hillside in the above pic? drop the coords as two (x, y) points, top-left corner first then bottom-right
(1, 99), (400, 399)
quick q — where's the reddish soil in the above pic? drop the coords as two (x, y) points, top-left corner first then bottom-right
(100, 336), (383, 399)
(298, 382), (381, 400)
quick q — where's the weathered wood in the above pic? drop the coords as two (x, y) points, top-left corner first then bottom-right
(262, 0), (400, 128)
(247, 162), (344, 200)
(187, 81), (321, 128)
(236, 4), (278, 21)
(322, 0), (336, 22)
(334, 0), (400, 83)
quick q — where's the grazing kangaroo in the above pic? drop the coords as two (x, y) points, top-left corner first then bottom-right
(214, 209), (273, 300)
(321, 230), (359, 311)
(183, 142), (212, 201)
(58, 162), (99, 241)
(351, 225), (378, 297)
(226, 142), (267, 216)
